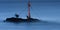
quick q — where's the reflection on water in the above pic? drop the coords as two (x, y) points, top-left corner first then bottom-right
(0, 20), (60, 30)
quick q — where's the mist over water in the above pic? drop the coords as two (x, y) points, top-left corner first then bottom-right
(0, 0), (60, 30)
(0, 0), (59, 22)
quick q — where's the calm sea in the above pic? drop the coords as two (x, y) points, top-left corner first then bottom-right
(0, 20), (60, 30)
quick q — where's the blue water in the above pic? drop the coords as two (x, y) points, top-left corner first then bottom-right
(0, 20), (60, 30)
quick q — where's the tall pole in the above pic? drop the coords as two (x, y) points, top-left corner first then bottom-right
(28, 0), (31, 18)
(27, 0), (31, 21)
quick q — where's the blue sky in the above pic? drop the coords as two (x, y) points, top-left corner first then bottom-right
(0, 0), (60, 22)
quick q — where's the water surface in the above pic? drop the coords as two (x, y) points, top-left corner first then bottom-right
(0, 20), (60, 30)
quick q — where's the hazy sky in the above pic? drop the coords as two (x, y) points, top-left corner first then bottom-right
(0, 0), (60, 22)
